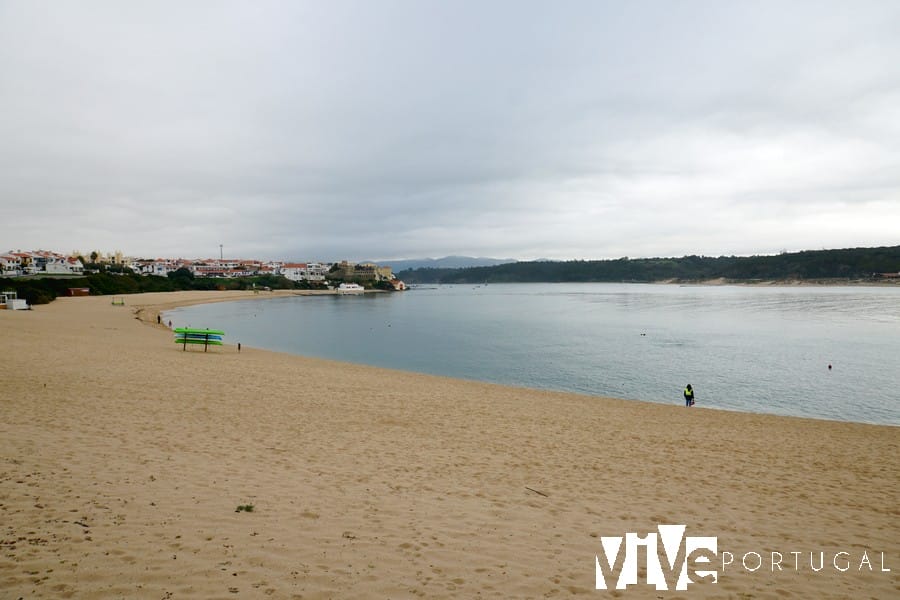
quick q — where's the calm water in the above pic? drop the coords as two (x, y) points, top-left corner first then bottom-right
(165, 284), (900, 425)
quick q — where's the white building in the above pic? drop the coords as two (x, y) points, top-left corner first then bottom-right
(0, 290), (28, 309)
(139, 259), (178, 277)
(306, 262), (328, 281)
(66, 257), (84, 275)
(280, 263), (308, 282)
(2, 251), (83, 276)
(1, 254), (23, 277)
(191, 259), (262, 278)
(281, 262), (329, 282)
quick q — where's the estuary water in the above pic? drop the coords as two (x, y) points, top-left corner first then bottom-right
(165, 284), (900, 425)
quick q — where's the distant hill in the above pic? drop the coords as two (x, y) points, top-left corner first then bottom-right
(372, 256), (516, 271)
(397, 246), (900, 284)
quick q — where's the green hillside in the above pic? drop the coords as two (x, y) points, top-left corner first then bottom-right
(398, 246), (900, 284)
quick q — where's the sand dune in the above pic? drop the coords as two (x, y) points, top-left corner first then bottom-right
(1, 292), (897, 598)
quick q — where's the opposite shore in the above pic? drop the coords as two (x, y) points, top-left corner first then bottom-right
(1, 291), (897, 598)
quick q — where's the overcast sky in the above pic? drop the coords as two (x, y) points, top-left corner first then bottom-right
(1, 1), (898, 262)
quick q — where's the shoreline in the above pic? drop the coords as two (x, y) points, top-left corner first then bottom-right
(154, 289), (897, 429)
(132, 289), (334, 330)
(686, 277), (900, 287)
(2, 291), (897, 598)
(408, 278), (900, 287)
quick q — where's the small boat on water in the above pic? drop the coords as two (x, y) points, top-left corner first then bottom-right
(336, 283), (365, 294)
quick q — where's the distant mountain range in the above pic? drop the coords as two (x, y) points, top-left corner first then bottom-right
(370, 256), (517, 271)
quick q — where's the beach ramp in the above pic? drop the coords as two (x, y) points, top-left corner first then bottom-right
(174, 328), (225, 352)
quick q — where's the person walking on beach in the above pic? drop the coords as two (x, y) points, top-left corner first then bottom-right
(684, 384), (695, 407)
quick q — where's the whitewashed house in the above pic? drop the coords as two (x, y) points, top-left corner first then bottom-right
(1, 254), (23, 277)
(306, 262), (328, 281)
(281, 262), (329, 282)
(280, 263), (308, 282)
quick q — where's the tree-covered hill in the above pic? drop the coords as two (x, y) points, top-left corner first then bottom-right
(397, 246), (900, 284)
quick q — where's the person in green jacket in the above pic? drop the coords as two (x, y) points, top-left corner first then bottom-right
(684, 384), (695, 407)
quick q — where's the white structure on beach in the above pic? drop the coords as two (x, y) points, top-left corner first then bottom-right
(0, 290), (28, 310)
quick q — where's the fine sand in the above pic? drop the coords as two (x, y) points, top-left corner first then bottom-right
(1, 291), (897, 599)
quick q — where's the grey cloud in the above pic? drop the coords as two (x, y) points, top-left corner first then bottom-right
(1, 1), (899, 261)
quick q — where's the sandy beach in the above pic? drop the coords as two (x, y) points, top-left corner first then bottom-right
(1, 291), (897, 599)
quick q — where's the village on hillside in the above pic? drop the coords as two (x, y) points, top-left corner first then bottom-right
(0, 249), (406, 290)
